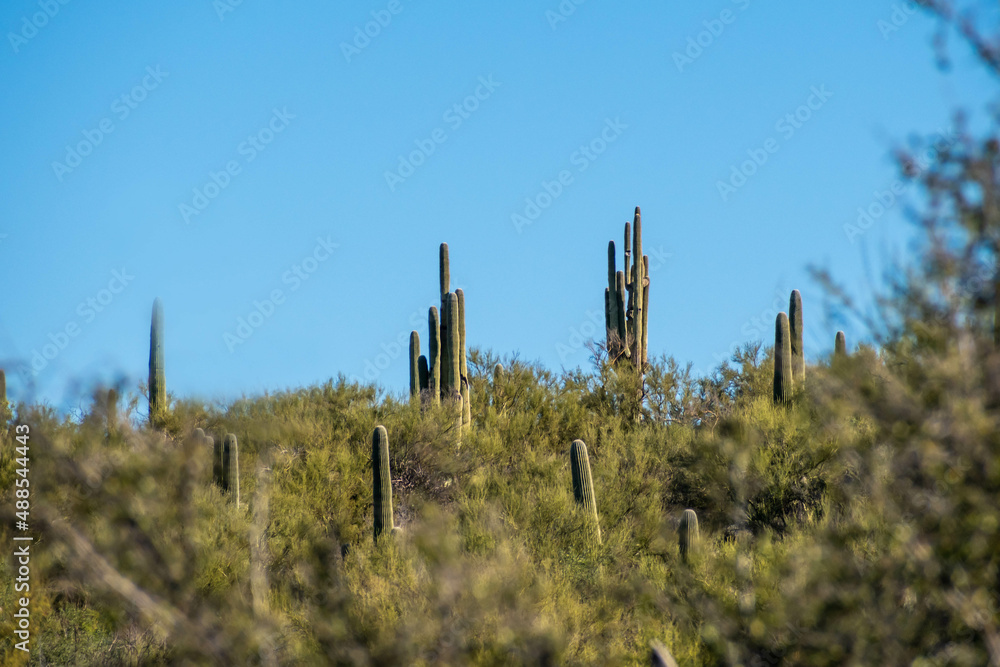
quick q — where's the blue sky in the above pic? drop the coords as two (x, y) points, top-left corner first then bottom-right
(0, 0), (994, 414)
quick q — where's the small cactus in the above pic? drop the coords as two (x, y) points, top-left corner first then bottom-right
(773, 312), (793, 404)
(418, 355), (429, 392)
(570, 439), (601, 544)
(0, 369), (9, 425)
(428, 307), (441, 406)
(409, 331), (420, 400)
(372, 425), (394, 541)
(650, 641), (679, 667)
(679, 509), (700, 564)
(106, 388), (118, 436)
(835, 331), (847, 358)
(789, 290), (805, 383)
(148, 298), (166, 426)
(222, 433), (240, 507)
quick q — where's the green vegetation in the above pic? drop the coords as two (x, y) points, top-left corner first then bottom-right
(1, 7), (998, 664)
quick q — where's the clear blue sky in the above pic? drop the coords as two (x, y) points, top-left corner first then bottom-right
(0, 0), (994, 414)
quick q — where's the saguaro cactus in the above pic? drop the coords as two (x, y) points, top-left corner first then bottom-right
(106, 388), (118, 436)
(773, 312), (793, 404)
(835, 331), (847, 358)
(148, 298), (166, 426)
(222, 433), (240, 507)
(372, 425), (395, 541)
(428, 307), (441, 406)
(457, 288), (470, 425)
(439, 243), (450, 382)
(409, 331), (420, 400)
(570, 439), (602, 544)
(603, 208), (649, 368)
(679, 508), (700, 564)
(418, 355), (429, 392)
(444, 292), (461, 395)
(789, 290), (805, 383)
(0, 369), (8, 424)
(631, 207), (644, 373)
(641, 255), (650, 366)
(211, 434), (221, 487)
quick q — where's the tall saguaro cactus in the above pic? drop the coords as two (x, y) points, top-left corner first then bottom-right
(679, 509), (700, 564)
(570, 439), (602, 544)
(631, 207), (644, 373)
(372, 425), (395, 541)
(773, 312), (793, 404)
(789, 290), (805, 383)
(457, 288), (470, 425)
(222, 433), (240, 507)
(148, 298), (166, 426)
(428, 307), (441, 406)
(603, 207), (649, 370)
(409, 331), (420, 400)
(410, 243), (471, 415)
(439, 243), (450, 381)
(443, 292), (461, 395)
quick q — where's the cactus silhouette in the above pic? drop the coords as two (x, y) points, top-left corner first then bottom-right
(439, 243), (450, 387)
(222, 433), (240, 507)
(604, 209), (649, 367)
(789, 290), (805, 382)
(148, 298), (166, 426)
(418, 355), (429, 393)
(679, 509), (700, 564)
(631, 207), (644, 372)
(372, 425), (394, 541)
(835, 331), (847, 358)
(211, 434), (221, 487)
(570, 439), (601, 544)
(444, 292), (460, 396)
(773, 312), (793, 404)
(0, 369), (8, 425)
(641, 255), (650, 366)
(457, 288), (470, 425)
(106, 388), (118, 436)
(428, 306), (441, 406)
(409, 331), (420, 400)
